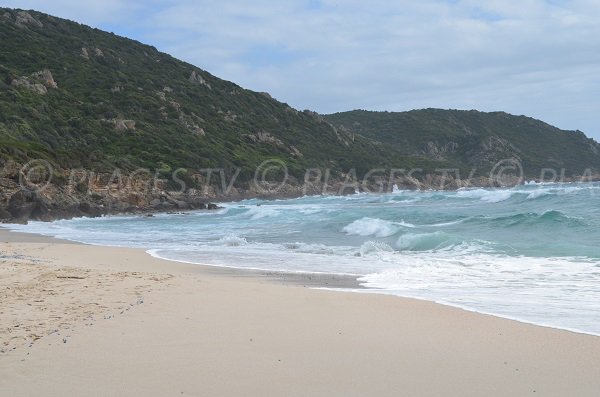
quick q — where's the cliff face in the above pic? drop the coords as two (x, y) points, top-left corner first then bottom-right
(1, 8), (599, 223)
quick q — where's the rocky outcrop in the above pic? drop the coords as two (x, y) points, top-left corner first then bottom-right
(10, 77), (47, 94)
(189, 70), (211, 89)
(245, 131), (303, 157)
(421, 141), (459, 160)
(289, 146), (303, 158)
(468, 135), (521, 166)
(81, 46), (104, 59)
(102, 118), (136, 131)
(0, 172), (222, 223)
(10, 69), (58, 95)
(15, 11), (44, 29)
(246, 131), (284, 146)
(223, 110), (238, 122)
(31, 70), (58, 88)
(179, 113), (205, 136)
(162, 95), (206, 136)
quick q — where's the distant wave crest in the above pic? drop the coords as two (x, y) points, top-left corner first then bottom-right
(342, 217), (414, 238)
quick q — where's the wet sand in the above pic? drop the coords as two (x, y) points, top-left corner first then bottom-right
(1, 228), (599, 396)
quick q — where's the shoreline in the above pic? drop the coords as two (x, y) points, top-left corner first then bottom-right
(2, 228), (600, 396)
(1, 227), (363, 290)
(4, 224), (600, 337)
(3, 179), (599, 225)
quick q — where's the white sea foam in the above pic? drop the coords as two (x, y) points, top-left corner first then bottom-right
(396, 231), (453, 251)
(359, 254), (600, 336)
(423, 218), (468, 227)
(358, 241), (395, 257)
(455, 188), (514, 203)
(244, 206), (281, 220)
(526, 190), (551, 199)
(342, 217), (401, 237)
(214, 234), (248, 247)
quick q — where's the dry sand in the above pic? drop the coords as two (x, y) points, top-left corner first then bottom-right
(0, 228), (599, 396)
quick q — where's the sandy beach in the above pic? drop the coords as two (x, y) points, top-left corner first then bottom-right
(0, 228), (599, 396)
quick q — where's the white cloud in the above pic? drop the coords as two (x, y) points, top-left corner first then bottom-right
(2, 0), (600, 138)
(1, 0), (141, 25)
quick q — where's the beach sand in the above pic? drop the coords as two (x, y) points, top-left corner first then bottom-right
(0, 229), (599, 396)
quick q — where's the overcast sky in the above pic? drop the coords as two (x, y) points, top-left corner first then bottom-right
(3, 0), (599, 139)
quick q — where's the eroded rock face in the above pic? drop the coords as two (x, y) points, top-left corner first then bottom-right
(10, 69), (58, 95)
(189, 70), (212, 89)
(30, 70), (58, 88)
(11, 77), (47, 94)
(0, 178), (224, 223)
(80, 46), (104, 59)
(7, 190), (37, 221)
(15, 11), (44, 29)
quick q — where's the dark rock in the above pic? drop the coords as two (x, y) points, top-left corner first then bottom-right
(78, 202), (104, 218)
(207, 203), (219, 210)
(160, 201), (176, 210)
(188, 198), (207, 210)
(107, 201), (129, 212)
(0, 208), (12, 220)
(30, 200), (51, 221)
(7, 190), (37, 220)
(173, 200), (190, 210)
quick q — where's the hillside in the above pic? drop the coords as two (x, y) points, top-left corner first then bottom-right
(0, 8), (415, 180)
(324, 109), (600, 174)
(0, 8), (599, 222)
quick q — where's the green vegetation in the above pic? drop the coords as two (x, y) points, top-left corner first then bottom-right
(0, 8), (412, 184)
(1, 7), (599, 188)
(324, 109), (600, 176)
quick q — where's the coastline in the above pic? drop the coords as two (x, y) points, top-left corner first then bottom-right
(1, 228), (600, 396)
(4, 178), (599, 225)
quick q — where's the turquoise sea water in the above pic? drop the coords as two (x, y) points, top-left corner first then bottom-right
(8, 182), (600, 335)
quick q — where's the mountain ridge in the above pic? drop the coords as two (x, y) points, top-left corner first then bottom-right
(323, 108), (600, 174)
(1, 8), (599, 222)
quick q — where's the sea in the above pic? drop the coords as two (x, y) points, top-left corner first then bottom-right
(7, 181), (600, 335)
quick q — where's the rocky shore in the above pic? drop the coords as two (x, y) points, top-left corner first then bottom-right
(1, 162), (598, 223)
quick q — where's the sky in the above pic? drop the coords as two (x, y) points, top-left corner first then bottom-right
(3, 0), (600, 139)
